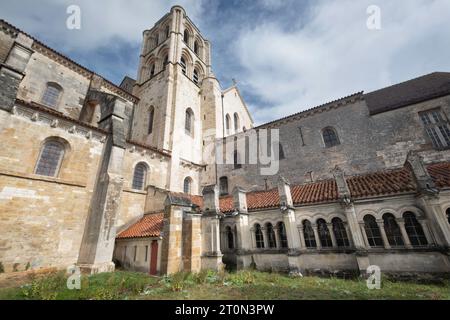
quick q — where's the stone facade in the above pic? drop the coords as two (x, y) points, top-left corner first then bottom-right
(0, 6), (450, 277)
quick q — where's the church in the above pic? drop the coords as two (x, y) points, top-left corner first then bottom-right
(0, 6), (449, 277)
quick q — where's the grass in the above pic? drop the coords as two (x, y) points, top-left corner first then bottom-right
(0, 270), (449, 300)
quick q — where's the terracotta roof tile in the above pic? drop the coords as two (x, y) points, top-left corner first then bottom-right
(219, 196), (234, 213)
(427, 162), (450, 189)
(116, 213), (163, 239)
(246, 189), (280, 211)
(292, 180), (339, 205)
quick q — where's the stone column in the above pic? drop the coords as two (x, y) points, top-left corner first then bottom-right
(274, 227), (282, 249)
(376, 219), (391, 249)
(262, 227), (269, 249)
(297, 225), (306, 249)
(419, 219), (434, 245)
(396, 218), (412, 249)
(312, 224), (322, 250)
(327, 223), (338, 248)
(77, 94), (127, 274)
(232, 187), (253, 269)
(359, 222), (370, 248)
(344, 223), (354, 247)
(183, 212), (203, 273)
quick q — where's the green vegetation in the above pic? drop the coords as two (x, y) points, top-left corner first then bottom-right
(0, 270), (449, 300)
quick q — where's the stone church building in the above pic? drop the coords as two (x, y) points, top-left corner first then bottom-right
(0, 6), (450, 276)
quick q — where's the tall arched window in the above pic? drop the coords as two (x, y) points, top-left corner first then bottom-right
(132, 162), (148, 190)
(219, 176), (229, 196)
(41, 83), (63, 109)
(266, 223), (277, 248)
(193, 69), (199, 84)
(183, 177), (192, 194)
(148, 107), (154, 135)
(332, 218), (350, 247)
(233, 150), (242, 169)
(322, 127), (340, 148)
(277, 222), (288, 248)
(255, 224), (264, 248)
(150, 64), (155, 78)
(303, 220), (316, 248)
(165, 25), (170, 39)
(183, 29), (189, 44)
(35, 139), (65, 177)
(226, 226), (234, 249)
(180, 57), (187, 75)
(163, 54), (169, 67)
(194, 40), (199, 55)
(447, 208), (450, 224)
(363, 215), (383, 247)
(404, 212), (428, 246)
(185, 108), (194, 136)
(317, 219), (333, 247)
(279, 144), (285, 160)
(233, 113), (240, 132)
(383, 213), (404, 247)
(225, 114), (231, 135)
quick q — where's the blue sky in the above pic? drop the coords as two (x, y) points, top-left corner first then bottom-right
(1, 0), (450, 125)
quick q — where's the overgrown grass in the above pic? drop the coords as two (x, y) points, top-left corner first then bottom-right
(0, 270), (448, 300)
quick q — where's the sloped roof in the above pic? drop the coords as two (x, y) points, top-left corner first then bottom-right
(427, 162), (450, 189)
(116, 213), (164, 239)
(364, 72), (450, 115)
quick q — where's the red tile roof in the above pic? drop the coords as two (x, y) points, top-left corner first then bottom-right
(116, 213), (163, 239)
(219, 196), (234, 213)
(427, 162), (450, 189)
(246, 189), (280, 211)
(292, 179), (339, 205)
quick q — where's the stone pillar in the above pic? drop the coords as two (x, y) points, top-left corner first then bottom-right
(327, 223), (338, 248)
(312, 224), (321, 250)
(262, 227), (269, 248)
(77, 94), (127, 274)
(274, 227), (282, 249)
(297, 225), (306, 249)
(418, 219), (434, 245)
(232, 187), (253, 269)
(376, 219), (391, 249)
(396, 218), (412, 249)
(201, 185), (224, 271)
(359, 222), (370, 248)
(344, 223), (354, 247)
(182, 212), (203, 273)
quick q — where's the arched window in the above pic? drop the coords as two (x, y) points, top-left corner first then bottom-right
(317, 219), (333, 247)
(219, 176), (229, 196)
(332, 218), (350, 247)
(383, 213), (404, 247)
(303, 220), (316, 248)
(194, 40), (199, 55)
(183, 177), (192, 194)
(150, 64), (155, 78)
(41, 83), (63, 109)
(165, 25), (170, 39)
(180, 57), (187, 75)
(225, 114), (231, 134)
(233, 150), (242, 169)
(148, 107), (154, 135)
(277, 222), (288, 248)
(266, 223), (277, 248)
(193, 69), (199, 84)
(322, 127), (340, 148)
(163, 54), (169, 67)
(183, 29), (189, 44)
(226, 226), (234, 249)
(255, 224), (264, 248)
(279, 144), (285, 160)
(404, 212), (428, 246)
(233, 113), (240, 132)
(363, 215), (383, 247)
(132, 162), (148, 190)
(185, 108), (194, 136)
(35, 140), (65, 177)
(447, 208), (450, 224)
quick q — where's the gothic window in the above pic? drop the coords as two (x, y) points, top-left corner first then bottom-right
(219, 176), (229, 196)
(41, 83), (63, 109)
(148, 107), (154, 135)
(226, 226), (234, 249)
(183, 29), (189, 44)
(132, 162), (147, 190)
(363, 215), (384, 247)
(322, 127), (340, 148)
(233, 150), (242, 169)
(279, 144), (285, 160)
(185, 108), (194, 136)
(163, 54), (169, 67)
(225, 114), (231, 135)
(332, 218), (350, 247)
(193, 69), (199, 84)
(404, 212), (428, 246)
(317, 219), (333, 248)
(383, 213), (404, 247)
(194, 40), (199, 55)
(180, 57), (187, 75)
(150, 64), (155, 78)
(254, 224), (264, 248)
(233, 113), (240, 132)
(419, 109), (450, 149)
(183, 177), (192, 194)
(266, 223), (277, 248)
(303, 220), (316, 248)
(165, 25), (170, 39)
(277, 222), (288, 248)
(35, 140), (65, 177)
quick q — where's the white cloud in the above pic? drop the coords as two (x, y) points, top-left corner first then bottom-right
(233, 0), (450, 124)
